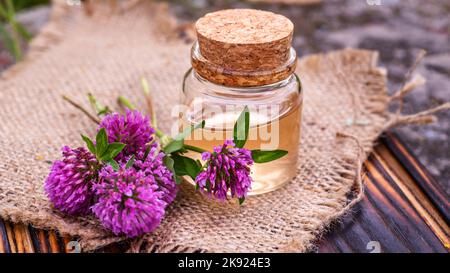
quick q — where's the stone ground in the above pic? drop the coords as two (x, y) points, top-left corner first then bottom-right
(1, 0), (449, 194)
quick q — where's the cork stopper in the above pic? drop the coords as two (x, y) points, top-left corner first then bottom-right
(193, 9), (296, 87)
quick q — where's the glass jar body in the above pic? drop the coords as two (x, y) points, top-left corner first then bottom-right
(180, 69), (303, 195)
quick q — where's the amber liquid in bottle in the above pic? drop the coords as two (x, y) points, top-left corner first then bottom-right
(181, 103), (302, 195)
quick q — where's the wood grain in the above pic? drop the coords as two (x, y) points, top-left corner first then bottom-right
(383, 132), (450, 223)
(317, 134), (449, 253)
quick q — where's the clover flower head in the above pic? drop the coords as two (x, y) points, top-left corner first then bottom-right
(91, 164), (166, 237)
(99, 110), (155, 159)
(195, 140), (253, 200)
(45, 146), (98, 215)
(132, 148), (177, 207)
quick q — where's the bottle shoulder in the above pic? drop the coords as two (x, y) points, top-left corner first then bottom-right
(181, 69), (302, 127)
(183, 69), (301, 103)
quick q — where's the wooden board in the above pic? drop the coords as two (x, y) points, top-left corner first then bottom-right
(316, 133), (449, 253)
(0, 133), (448, 253)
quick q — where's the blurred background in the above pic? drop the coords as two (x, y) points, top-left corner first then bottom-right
(1, 0), (449, 194)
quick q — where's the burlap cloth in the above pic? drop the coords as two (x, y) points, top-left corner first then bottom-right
(0, 1), (448, 252)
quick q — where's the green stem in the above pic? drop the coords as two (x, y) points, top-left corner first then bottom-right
(117, 96), (136, 110)
(151, 109), (157, 128)
(155, 128), (165, 138)
(10, 24), (21, 61)
(62, 95), (100, 124)
(88, 93), (111, 116)
(3, 0), (21, 61)
(141, 77), (157, 128)
(184, 145), (207, 154)
(153, 128), (171, 148)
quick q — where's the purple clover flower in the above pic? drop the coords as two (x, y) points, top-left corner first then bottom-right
(195, 140), (253, 200)
(133, 148), (177, 207)
(91, 164), (166, 238)
(45, 146), (99, 215)
(99, 110), (155, 160)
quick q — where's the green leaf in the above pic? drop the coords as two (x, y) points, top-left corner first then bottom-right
(125, 155), (135, 169)
(163, 156), (183, 185)
(0, 4), (8, 19)
(14, 22), (32, 42)
(81, 134), (96, 154)
(108, 160), (119, 171)
(174, 120), (205, 141)
(100, 142), (126, 161)
(163, 156), (182, 185)
(95, 128), (108, 157)
(163, 139), (184, 154)
(5, 0), (14, 17)
(0, 23), (20, 61)
(175, 175), (182, 185)
(163, 155), (174, 172)
(233, 106), (250, 148)
(0, 0), (22, 61)
(239, 197), (246, 205)
(172, 154), (201, 181)
(196, 159), (202, 168)
(251, 149), (288, 163)
(143, 145), (151, 161)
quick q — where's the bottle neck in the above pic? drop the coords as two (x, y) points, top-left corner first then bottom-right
(190, 41), (298, 88)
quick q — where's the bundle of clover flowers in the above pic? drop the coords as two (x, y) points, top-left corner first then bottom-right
(45, 80), (287, 238)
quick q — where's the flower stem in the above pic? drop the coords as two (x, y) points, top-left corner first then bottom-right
(155, 128), (165, 138)
(117, 96), (136, 110)
(62, 95), (100, 124)
(153, 128), (171, 148)
(184, 145), (207, 154)
(141, 77), (158, 128)
(87, 93), (111, 116)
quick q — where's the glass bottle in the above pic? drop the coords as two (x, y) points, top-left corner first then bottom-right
(179, 9), (303, 195)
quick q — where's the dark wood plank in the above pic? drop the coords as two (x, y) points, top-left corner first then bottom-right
(4, 222), (17, 253)
(13, 223), (35, 253)
(0, 219), (11, 253)
(366, 158), (445, 252)
(316, 168), (445, 253)
(382, 132), (450, 224)
(373, 144), (449, 248)
(317, 134), (449, 253)
(28, 226), (45, 253)
(353, 194), (410, 252)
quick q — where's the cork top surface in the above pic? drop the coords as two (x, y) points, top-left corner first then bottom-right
(195, 9), (294, 44)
